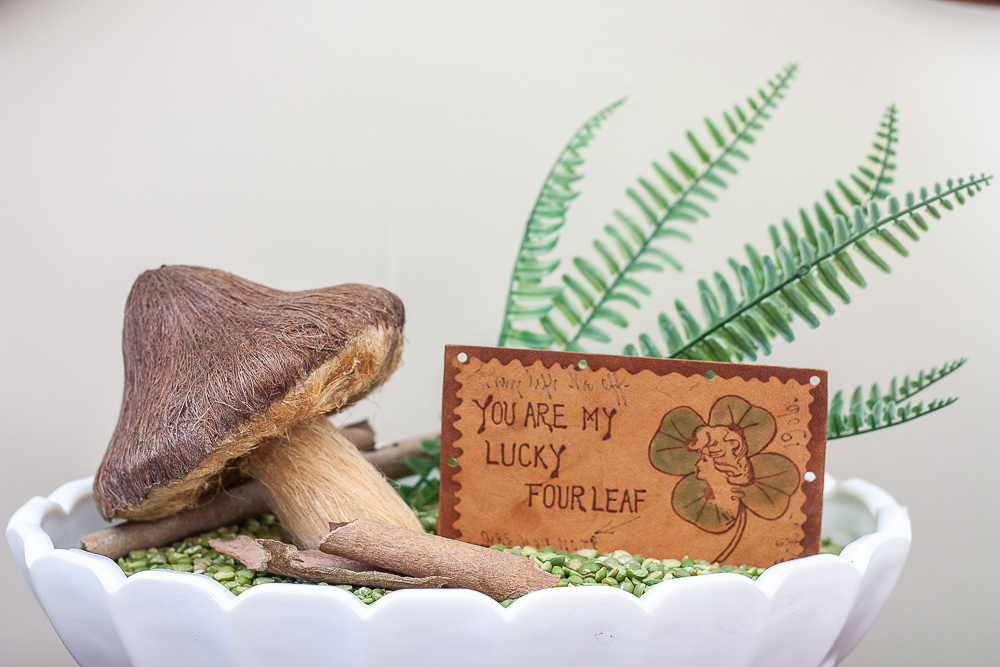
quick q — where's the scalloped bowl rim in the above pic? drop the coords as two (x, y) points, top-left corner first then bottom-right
(7, 474), (911, 667)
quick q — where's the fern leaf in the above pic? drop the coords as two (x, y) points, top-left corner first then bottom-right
(781, 106), (901, 257)
(698, 279), (723, 325)
(638, 177), (670, 208)
(828, 358), (964, 439)
(498, 98), (627, 347)
(593, 239), (620, 274)
(653, 162), (684, 194)
(593, 306), (629, 328)
(658, 313), (684, 354)
(552, 292), (582, 325)
(574, 256), (608, 291)
(836, 179), (863, 207)
(736, 312), (772, 355)
(614, 211), (647, 245)
(705, 118), (726, 147)
(513, 257), (561, 281)
(893, 358), (967, 400)
(505, 299), (556, 320)
(504, 328), (555, 349)
(579, 322), (611, 343)
(687, 131), (712, 163)
(669, 151), (698, 180)
(632, 261), (665, 273)
(627, 188), (660, 225)
(714, 272), (740, 314)
(797, 273), (835, 315)
(628, 175), (992, 360)
(675, 300), (703, 339)
(539, 316), (571, 348)
(544, 64), (799, 351)
(607, 290), (642, 309)
(636, 333), (661, 357)
(512, 284), (562, 298)
(646, 246), (683, 271)
(563, 274), (595, 309)
(719, 324), (757, 361)
(604, 223), (635, 260)
(619, 276), (652, 296)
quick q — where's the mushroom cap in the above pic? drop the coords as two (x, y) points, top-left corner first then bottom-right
(93, 265), (405, 521)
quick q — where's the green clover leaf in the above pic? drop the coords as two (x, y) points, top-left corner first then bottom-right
(708, 396), (776, 455)
(671, 474), (741, 534)
(649, 406), (704, 476)
(653, 398), (798, 551)
(738, 453), (800, 519)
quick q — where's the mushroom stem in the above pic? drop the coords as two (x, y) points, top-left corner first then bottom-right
(242, 415), (423, 549)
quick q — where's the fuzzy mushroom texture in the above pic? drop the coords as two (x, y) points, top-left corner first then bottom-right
(93, 265), (422, 548)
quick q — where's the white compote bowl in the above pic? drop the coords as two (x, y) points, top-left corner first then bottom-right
(8, 473), (910, 667)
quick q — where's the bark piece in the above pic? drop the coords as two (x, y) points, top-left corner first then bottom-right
(210, 535), (450, 590)
(319, 518), (560, 601)
(81, 481), (269, 560)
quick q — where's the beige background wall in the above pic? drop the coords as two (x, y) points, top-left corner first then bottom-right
(2, 0), (998, 664)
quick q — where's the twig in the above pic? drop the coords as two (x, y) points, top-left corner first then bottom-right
(363, 430), (441, 479)
(210, 535), (450, 590)
(319, 518), (559, 601)
(81, 481), (269, 560)
(341, 419), (376, 451)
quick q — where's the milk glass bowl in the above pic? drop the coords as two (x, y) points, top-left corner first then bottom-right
(8, 473), (910, 667)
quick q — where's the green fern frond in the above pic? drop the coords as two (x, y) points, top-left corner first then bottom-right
(498, 98), (627, 349)
(828, 358), (965, 439)
(770, 105), (900, 263)
(543, 63), (800, 351)
(627, 175), (992, 361)
(861, 104), (899, 201)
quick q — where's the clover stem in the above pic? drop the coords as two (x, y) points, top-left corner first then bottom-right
(714, 504), (747, 563)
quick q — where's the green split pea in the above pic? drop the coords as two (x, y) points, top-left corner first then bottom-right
(111, 514), (843, 606)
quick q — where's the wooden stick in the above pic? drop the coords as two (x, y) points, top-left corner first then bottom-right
(363, 430), (441, 479)
(319, 518), (559, 601)
(81, 481), (269, 560)
(210, 535), (450, 590)
(341, 419), (376, 451)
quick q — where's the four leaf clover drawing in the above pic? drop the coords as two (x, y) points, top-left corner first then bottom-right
(649, 396), (800, 561)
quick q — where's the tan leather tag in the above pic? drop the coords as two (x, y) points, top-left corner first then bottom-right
(439, 345), (827, 567)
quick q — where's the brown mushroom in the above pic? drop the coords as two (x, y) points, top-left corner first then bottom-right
(93, 265), (422, 548)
